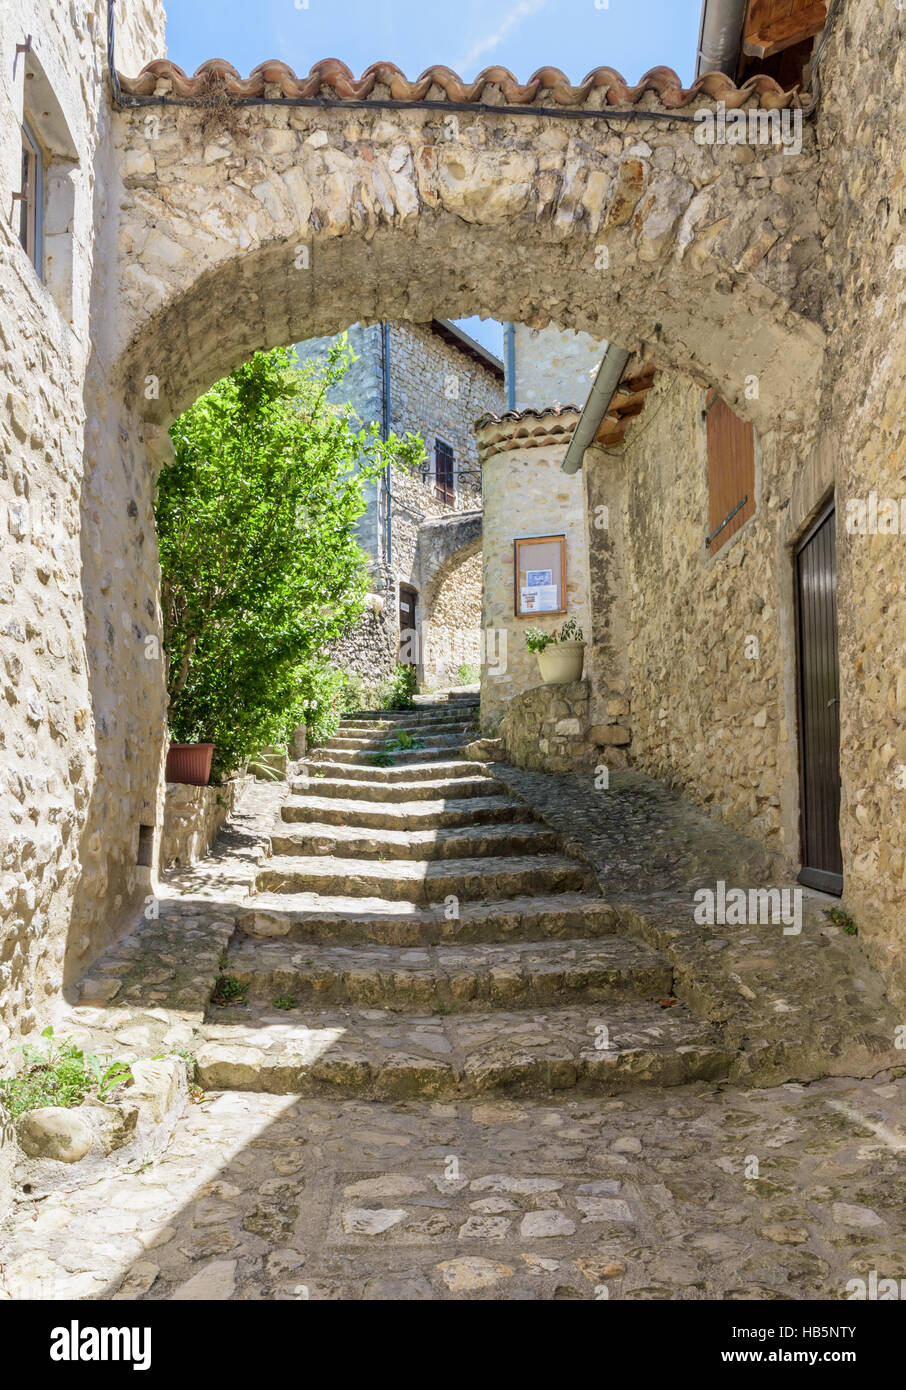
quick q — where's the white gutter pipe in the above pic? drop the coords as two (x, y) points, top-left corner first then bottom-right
(560, 343), (631, 475)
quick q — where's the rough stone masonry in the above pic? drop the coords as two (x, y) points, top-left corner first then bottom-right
(1, 0), (906, 1048)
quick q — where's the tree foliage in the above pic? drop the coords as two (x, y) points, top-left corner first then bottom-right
(157, 342), (421, 777)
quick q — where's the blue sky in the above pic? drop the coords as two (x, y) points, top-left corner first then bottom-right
(160, 0), (703, 356)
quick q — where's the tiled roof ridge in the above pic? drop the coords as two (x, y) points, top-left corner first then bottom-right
(117, 58), (802, 110)
(476, 404), (583, 427)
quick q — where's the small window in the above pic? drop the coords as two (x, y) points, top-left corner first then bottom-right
(435, 438), (455, 507)
(705, 390), (755, 556)
(136, 824), (155, 868)
(17, 121), (43, 274)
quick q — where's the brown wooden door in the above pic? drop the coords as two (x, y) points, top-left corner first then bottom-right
(795, 503), (843, 894)
(399, 584), (418, 666)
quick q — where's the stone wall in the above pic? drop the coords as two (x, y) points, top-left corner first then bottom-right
(159, 779), (240, 871)
(615, 370), (791, 859)
(0, 0), (166, 1037)
(112, 87), (825, 434)
(811, 0), (906, 1002)
(478, 411), (593, 728)
(501, 680), (593, 772)
(295, 320), (502, 687)
(7, 0), (906, 1036)
(511, 323), (606, 410)
(575, 0), (906, 1005)
(328, 590), (397, 688)
(387, 321), (505, 495)
(422, 550), (482, 688)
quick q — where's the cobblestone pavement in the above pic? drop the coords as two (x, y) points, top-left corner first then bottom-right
(2, 696), (903, 1301)
(2, 1076), (905, 1301)
(490, 763), (901, 1085)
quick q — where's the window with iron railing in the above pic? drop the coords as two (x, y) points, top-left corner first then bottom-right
(434, 438), (455, 507)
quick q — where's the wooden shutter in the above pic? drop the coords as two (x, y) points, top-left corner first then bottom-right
(18, 125), (39, 268)
(435, 439), (455, 507)
(706, 390), (755, 556)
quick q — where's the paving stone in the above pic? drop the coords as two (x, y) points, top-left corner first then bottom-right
(4, 1076), (905, 1300)
(16, 700), (899, 1302)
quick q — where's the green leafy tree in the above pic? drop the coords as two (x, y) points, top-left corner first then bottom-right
(157, 342), (421, 777)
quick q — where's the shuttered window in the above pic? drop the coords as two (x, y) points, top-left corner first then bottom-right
(17, 122), (42, 273)
(705, 390), (755, 556)
(435, 438), (455, 507)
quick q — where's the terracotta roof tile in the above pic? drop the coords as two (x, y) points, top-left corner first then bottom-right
(475, 364), (656, 461)
(476, 404), (584, 426)
(117, 59), (802, 110)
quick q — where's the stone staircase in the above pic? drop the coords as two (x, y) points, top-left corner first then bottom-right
(195, 696), (733, 1098)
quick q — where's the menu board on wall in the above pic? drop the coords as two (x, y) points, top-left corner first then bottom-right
(514, 535), (566, 617)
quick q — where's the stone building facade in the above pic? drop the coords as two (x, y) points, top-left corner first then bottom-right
(0, 0), (167, 1038)
(509, 323), (606, 412)
(3, 0), (906, 1043)
(294, 319), (504, 688)
(508, 0), (906, 1008)
(478, 408), (593, 728)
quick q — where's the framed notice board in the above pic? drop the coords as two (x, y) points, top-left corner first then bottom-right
(514, 535), (566, 617)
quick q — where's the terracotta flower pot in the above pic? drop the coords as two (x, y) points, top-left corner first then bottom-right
(165, 742), (214, 786)
(536, 641), (586, 685)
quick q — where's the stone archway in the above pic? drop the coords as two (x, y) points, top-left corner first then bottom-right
(67, 56), (831, 999)
(112, 62), (826, 432)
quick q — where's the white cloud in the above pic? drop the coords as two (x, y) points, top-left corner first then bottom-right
(456, 0), (548, 73)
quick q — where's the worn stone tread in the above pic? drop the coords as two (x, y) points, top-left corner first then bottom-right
(296, 759), (492, 786)
(291, 773), (506, 802)
(257, 851), (593, 901)
(310, 742), (477, 767)
(345, 702), (478, 723)
(270, 820), (556, 861)
(280, 793), (534, 831)
(222, 935), (673, 1009)
(195, 999), (730, 1098)
(239, 890), (620, 944)
(330, 724), (477, 748)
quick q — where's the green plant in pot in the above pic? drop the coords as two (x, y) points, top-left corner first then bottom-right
(525, 618), (586, 685)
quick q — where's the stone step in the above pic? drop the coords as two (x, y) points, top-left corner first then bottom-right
(296, 759), (491, 786)
(292, 769), (499, 800)
(222, 936), (674, 1011)
(256, 852), (594, 902)
(336, 717), (477, 736)
(310, 742), (474, 767)
(345, 702), (477, 723)
(280, 793), (534, 832)
(269, 821), (558, 862)
(328, 727), (476, 750)
(239, 891), (620, 946)
(195, 1000), (731, 1099)
(414, 691), (479, 705)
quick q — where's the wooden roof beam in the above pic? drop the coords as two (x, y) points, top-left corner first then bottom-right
(743, 1), (826, 59)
